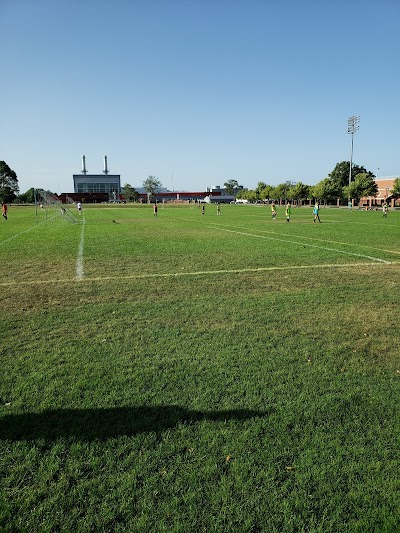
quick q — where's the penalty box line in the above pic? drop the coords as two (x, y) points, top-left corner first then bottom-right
(208, 225), (391, 264)
(218, 223), (400, 257)
(0, 261), (398, 287)
(0, 221), (44, 245)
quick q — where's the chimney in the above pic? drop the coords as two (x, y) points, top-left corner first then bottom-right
(103, 155), (109, 175)
(81, 155), (87, 175)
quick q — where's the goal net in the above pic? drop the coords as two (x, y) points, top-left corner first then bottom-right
(35, 189), (79, 225)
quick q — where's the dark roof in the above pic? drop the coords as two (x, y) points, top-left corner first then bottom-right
(386, 194), (399, 202)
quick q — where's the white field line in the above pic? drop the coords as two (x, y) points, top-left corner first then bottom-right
(216, 223), (400, 257)
(182, 214), (400, 255)
(240, 211), (399, 226)
(0, 223), (40, 245)
(75, 220), (85, 281)
(208, 225), (391, 264)
(0, 261), (398, 287)
(0, 215), (76, 247)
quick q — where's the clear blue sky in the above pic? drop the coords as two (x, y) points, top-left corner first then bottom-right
(2, 0), (399, 194)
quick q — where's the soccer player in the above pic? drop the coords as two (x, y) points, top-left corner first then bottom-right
(1, 203), (7, 220)
(77, 201), (82, 214)
(382, 201), (388, 218)
(153, 203), (158, 217)
(271, 202), (277, 220)
(313, 202), (321, 223)
(216, 203), (221, 216)
(285, 203), (291, 223)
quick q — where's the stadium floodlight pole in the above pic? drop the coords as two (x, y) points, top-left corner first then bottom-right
(347, 115), (360, 200)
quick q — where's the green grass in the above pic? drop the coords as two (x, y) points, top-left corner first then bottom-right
(1, 203), (400, 532)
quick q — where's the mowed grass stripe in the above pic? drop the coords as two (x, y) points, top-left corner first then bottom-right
(0, 260), (397, 287)
(213, 222), (400, 256)
(0, 223), (39, 244)
(207, 225), (392, 263)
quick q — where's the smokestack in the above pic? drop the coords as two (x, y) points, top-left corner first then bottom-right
(81, 155), (87, 175)
(103, 155), (109, 175)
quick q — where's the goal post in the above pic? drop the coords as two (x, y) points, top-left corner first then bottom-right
(34, 189), (79, 225)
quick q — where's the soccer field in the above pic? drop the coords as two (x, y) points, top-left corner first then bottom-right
(1, 204), (399, 532)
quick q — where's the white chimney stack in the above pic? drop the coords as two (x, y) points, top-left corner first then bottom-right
(81, 155), (87, 175)
(103, 155), (109, 175)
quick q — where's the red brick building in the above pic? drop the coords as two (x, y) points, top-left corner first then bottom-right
(361, 176), (399, 208)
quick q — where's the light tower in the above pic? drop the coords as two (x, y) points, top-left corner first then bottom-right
(347, 115), (360, 197)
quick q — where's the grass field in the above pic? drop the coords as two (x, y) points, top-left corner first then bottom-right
(1, 203), (399, 532)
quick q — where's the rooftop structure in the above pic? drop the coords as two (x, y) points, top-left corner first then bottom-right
(73, 155), (121, 197)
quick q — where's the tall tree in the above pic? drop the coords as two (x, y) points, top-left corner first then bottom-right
(328, 161), (372, 189)
(19, 187), (36, 203)
(143, 176), (162, 199)
(260, 185), (275, 202)
(0, 161), (19, 203)
(255, 181), (267, 199)
(311, 178), (341, 203)
(274, 181), (294, 202)
(123, 183), (139, 202)
(288, 182), (310, 202)
(343, 173), (378, 202)
(223, 179), (241, 196)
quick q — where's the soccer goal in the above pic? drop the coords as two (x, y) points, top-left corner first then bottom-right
(34, 189), (79, 225)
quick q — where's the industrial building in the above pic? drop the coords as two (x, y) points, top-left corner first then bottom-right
(60, 157), (399, 207)
(61, 159), (235, 203)
(72, 155), (121, 198)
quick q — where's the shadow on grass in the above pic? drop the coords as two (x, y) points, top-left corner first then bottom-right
(0, 406), (268, 441)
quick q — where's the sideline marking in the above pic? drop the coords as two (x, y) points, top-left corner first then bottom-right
(75, 220), (85, 281)
(207, 225), (391, 264)
(0, 261), (398, 287)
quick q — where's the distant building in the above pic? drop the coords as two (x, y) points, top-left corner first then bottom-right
(130, 187), (169, 195)
(360, 176), (399, 208)
(374, 177), (399, 202)
(62, 166), (235, 204)
(205, 185), (237, 203)
(126, 185), (235, 203)
(73, 155), (121, 199)
(73, 174), (121, 196)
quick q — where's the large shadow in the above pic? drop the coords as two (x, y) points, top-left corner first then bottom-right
(0, 406), (269, 442)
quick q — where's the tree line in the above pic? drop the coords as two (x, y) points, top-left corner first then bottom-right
(123, 177), (162, 202)
(225, 162), (400, 204)
(2, 161), (400, 205)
